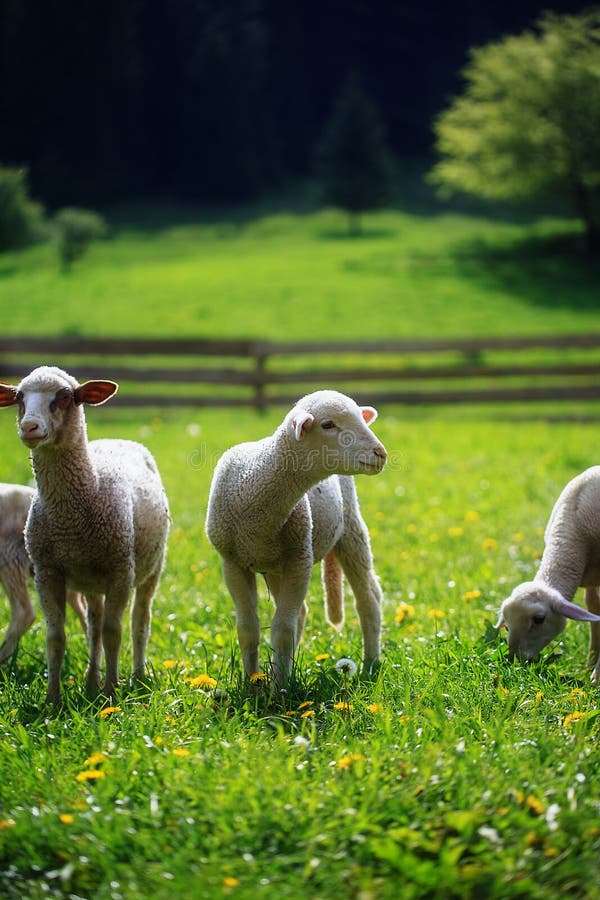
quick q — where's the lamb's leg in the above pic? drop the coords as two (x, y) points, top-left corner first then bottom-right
(0, 564), (36, 664)
(130, 571), (160, 684)
(67, 590), (88, 636)
(102, 579), (132, 698)
(585, 586), (600, 683)
(84, 594), (104, 696)
(222, 558), (260, 677)
(265, 573), (309, 659)
(270, 557), (312, 685)
(334, 520), (382, 674)
(35, 569), (67, 704)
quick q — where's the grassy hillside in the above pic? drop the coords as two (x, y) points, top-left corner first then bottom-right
(1, 200), (600, 898)
(1, 203), (598, 340)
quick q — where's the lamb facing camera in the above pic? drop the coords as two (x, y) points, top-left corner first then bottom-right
(0, 366), (170, 704)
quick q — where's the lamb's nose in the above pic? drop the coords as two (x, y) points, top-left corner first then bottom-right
(20, 419), (40, 435)
(374, 445), (387, 462)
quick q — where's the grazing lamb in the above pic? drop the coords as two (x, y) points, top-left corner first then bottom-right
(206, 389), (387, 684)
(0, 366), (170, 703)
(496, 466), (600, 682)
(0, 483), (87, 664)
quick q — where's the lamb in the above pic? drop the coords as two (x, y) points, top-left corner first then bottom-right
(206, 389), (387, 685)
(0, 366), (170, 703)
(0, 483), (87, 664)
(496, 466), (600, 682)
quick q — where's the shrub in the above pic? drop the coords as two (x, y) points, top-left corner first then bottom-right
(54, 207), (107, 269)
(0, 165), (44, 251)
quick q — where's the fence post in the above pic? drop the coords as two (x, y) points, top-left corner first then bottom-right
(254, 351), (268, 412)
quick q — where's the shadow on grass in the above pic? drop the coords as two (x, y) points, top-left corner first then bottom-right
(453, 231), (600, 310)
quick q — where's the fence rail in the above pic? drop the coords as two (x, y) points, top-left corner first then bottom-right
(1, 334), (600, 409)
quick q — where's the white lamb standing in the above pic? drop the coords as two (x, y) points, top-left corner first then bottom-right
(206, 389), (387, 685)
(496, 466), (600, 682)
(0, 366), (170, 704)
(0, 482), (87, 664)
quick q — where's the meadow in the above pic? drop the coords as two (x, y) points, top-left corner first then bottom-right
(1, 199), (600, 899)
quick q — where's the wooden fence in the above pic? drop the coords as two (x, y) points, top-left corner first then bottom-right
(1, 334), (600, 409)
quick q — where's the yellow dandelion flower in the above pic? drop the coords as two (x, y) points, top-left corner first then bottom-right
(301, 709), (315, 719)
(84, 752), (106, 767)
(499, 686), (509, 696)
(407, 523), (418, 533)
(535, 691), (544, 704)
(367, 703), (382, 714)
(223, 877), (240, 889)
(448, 526), (464, 537)
(154, 736), (164, 746)
(297, 700), (313, 710)
(512, 532), (524, 541)
(427, 609), (444, 620)
(526, 795), (545, 816)
(563, 711), (586, 728)
(59, 814), (74, 825)
(188, 674), (217, 690)
(333, 701), (353, 711)
(0, 819), (16, 831)
(544, 847), (558, 858)
(525, 831), (542, 847)
(465, 510), (480, 521)
(172, 748), (190, 757)
(315, 653), (329, 662)
(249, 672), (267, 684)
(398, 714), (411, 724)
(76, 770), (106, 783)
(462, 589), (482, 601)
(99, 705), (121, 719)
(399, 550), (410, 561)
(162, 660), (177, 670)
(284, 710), (297, 717)
(482, 538), (498, 550)
(375, 511), (385, 521)
(337, 753), (363, 769)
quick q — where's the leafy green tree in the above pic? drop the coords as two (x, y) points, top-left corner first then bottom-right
(54, 208), (106, 271)
(0, 165), (43, 251)
(430, 10), (600, 254)
(316, 74), (394, 234)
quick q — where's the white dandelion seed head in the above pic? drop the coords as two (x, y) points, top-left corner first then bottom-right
(335, 658), (358, 677)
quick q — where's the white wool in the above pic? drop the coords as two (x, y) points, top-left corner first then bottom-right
(0, 482), (87, 664)
(0, 366), (170, 703)
(497, 466), (600, 682)
(206, 389), (387, 684)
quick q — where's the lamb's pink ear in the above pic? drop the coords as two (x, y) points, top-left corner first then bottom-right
(74, 380), (119, 406)
(0, 383), (19, 407)
(292, 408), (314, 440)
(495, 613), (506, 629)
(552, 596), (600, 622)
(361, 406), (378, 425)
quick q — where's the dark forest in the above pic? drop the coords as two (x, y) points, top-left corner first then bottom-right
(0, 0), (590, 207)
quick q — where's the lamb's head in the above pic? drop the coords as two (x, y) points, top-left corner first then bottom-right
(496, 581), (600, 661)
(0, 366), (118, 450)
(284, 390), (387, 477)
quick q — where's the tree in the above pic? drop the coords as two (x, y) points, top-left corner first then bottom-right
(0, 165), (43, 251)
(316, 74), (393, 234)
(54, 208), (106, 270)
(429, 10), (600, 254)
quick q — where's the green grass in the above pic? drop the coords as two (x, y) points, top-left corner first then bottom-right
(0, 204), (598, 340)
(1, 199), (600, 898)
(1, 407), (600, 899)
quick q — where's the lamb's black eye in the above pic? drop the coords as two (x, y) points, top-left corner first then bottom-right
(321, 419), (335, 430)
(532, 614), (546, 625)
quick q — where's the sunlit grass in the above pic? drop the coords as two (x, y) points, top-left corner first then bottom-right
(1, 405), (600, 898)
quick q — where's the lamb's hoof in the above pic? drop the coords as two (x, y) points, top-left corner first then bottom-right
(84, 670), (102, 698)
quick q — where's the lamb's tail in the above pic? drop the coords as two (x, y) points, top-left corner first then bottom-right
(322, 551), (344, 629)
